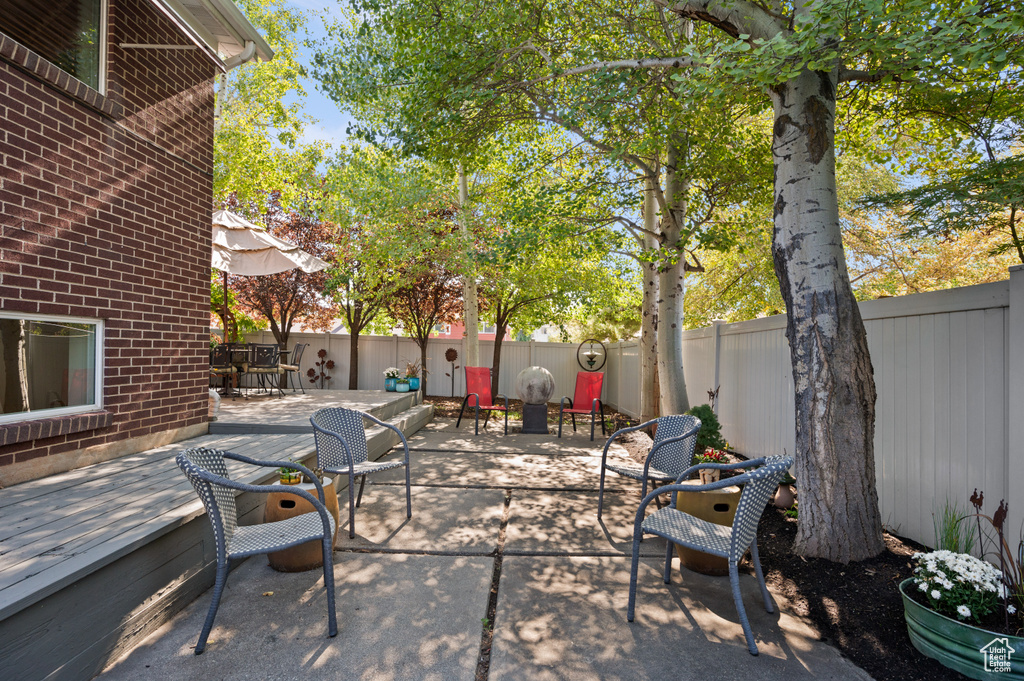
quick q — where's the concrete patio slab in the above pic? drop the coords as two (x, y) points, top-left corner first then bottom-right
(406, 419), (616, 457)
(97, 552), (491, 681)
(370, 450), (613, 490)
(489, 556), (872, 681)
(337, 486), (506, 555)
(504, 490), (667, 556)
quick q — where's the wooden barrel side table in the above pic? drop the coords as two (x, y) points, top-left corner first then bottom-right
(264, 477), (340, 572)
(672, 478), (742, 576)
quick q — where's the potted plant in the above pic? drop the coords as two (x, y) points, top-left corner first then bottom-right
(693, 448), (727, 485)
(396, 377), (411, 393)
(278, 467), (302, 485)
(383, 367), (400, 391)
(900, 491), (1023, 679)
(774, 471), (797, 509)
(404, 360), (421, 390)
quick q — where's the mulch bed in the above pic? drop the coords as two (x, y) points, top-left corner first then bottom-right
(428, 398), (968, 678)
(756, 510), (968, 680)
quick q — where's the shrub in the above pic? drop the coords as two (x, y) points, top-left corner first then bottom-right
(684, 403), (727, 453)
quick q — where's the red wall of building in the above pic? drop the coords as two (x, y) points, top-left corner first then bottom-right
(0, 0), (215, 480)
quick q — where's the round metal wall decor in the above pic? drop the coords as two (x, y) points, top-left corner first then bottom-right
(576, 339), (607, 372)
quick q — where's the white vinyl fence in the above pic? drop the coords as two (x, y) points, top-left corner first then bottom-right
(680, 266), (1024, 550)
(241, 265), (1024, 550)
(240, 332), (643, 418)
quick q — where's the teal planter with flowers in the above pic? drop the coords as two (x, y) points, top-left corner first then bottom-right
(901, 548), (1023, 680)
(901, 578), (1023, 679)
(384, 367), (400, 392)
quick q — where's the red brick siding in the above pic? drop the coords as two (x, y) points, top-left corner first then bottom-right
(0, 0), (216, 468)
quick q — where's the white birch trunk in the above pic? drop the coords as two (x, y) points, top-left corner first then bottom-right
(656, 140), (690, 415)
(640, 177), (659, 421)
(770, 68), (884, 562)
(458, 164), (480, 368)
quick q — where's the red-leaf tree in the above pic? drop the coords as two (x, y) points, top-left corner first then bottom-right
(229, 192), (340, 349)
(387, 262), (463, 396)
(385, 204), (466, 395)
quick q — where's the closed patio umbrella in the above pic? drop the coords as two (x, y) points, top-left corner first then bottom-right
(213, 209), (328, 276)
(212, 209), (329, 340)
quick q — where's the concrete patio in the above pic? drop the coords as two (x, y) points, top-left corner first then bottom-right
(95, 419), (871, 680)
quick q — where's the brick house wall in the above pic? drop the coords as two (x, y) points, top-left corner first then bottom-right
(0, 0), (217, 484)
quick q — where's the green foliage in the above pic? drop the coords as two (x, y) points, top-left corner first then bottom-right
(684, 403), (727, 453)
(215, 0), (326, 210)
(932, 498), (978, 554)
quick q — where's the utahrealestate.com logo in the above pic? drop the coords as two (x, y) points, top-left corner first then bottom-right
(981, 637), (1016, 674)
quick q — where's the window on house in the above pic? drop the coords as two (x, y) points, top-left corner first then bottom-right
(480, 323), (497, 334)
(0, 0), (105, 91)
(433, 324), (451, 335)
(0, 315), (103, 423)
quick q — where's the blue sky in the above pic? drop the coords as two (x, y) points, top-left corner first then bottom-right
(284, 0), (354, 149)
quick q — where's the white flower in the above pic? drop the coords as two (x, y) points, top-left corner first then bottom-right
(1009, 605), (1018, 615)
(931, 590), (942, 600)
(918, 581), (929, 592)
(957, 605), (972, 619)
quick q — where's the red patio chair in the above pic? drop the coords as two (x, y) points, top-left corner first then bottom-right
(456, 367), (509, 435)
(558, 371), (606, 441)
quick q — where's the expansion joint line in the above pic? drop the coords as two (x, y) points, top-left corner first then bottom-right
(475, 488), (512, 681)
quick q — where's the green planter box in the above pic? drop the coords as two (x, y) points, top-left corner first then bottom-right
(900, 578), (1023, 679)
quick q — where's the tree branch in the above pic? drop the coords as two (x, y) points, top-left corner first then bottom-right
(659, 0), (784, 41)
(522, 56), (697, 88)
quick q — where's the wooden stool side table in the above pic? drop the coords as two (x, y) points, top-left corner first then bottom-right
(264, 477), (340, 572)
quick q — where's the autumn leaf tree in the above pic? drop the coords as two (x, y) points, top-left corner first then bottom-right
(384, 204), (466, 396)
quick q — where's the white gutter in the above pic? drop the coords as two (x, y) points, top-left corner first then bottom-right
(223, 40), (257, 70)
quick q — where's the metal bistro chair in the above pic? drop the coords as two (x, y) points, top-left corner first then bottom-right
(597, 414), (701, 520)
(311, 407), (412, 539)
(455, 366), (509, 435)
(627, 456), (795, 655)
(175, 448), (337, 654)
(558, 371), (607, 441)
(280, 342), (308, 393)
(246, 343), (285, 397)
(210, 344), (238, 398)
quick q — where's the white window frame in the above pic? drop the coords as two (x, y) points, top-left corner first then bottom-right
(0, 312), (104, 424)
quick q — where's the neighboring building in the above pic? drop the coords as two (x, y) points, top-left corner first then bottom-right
(0, 0), (271, 486)
(430, 320), (512, 341)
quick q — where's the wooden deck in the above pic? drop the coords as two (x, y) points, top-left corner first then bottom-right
(0, 393), (432, 681)
(210, 389), (420, 434)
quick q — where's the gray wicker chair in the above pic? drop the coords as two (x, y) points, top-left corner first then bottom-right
(175, 448), (337, 654)
(627, 456), (794, 655)
(311, 407), (412, 539)
(597, 415), (701, 519)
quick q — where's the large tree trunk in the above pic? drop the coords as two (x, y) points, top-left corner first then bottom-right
(655, 138), (690, 415)
(418, 339), (430, 396)
(770, 68), (884, 562)
(640, 177), (660, 421)
(459, 165), (480, 367)
(349, 328), (360, 390)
